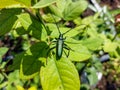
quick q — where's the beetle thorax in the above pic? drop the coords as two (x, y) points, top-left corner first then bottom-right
(59, 34), (64, 40)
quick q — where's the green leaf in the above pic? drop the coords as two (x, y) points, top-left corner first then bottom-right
(20, 42), (48, 79)
(81, 16), (99, 37)
(63, 28), (79, 38)
(86, 26), (98, 37)
(12, 20), (28, 35)
(74, 17), (82, 25)
(93, 60), (103, 72)
(0, 47), (8, 63)
(81, 37), (103, 50)
(0, 9), (21, 36)
(25, 42), (49, 58)
(15, 0), (31, 7)
(48, 0), (71, 17)
(0, 0), (31, 8)
(81, 16), (93, 25)
(8, 52), (24, 71)
(0, 73), (5, 83)
(48, 5), (63, 18)
(40, 57), (80, 90)
(67, 43), (91, 61)
(0, 47), (8, 57)
(43, 14), (61, 23)
(76, 63), (86, 71)
(20, 55), (42, 79)
(32, 0), (57, 8)
(17, 13), (47, 40)
(47, 23), (59, 38)
(48, 23), (79, 38)
(0, 0), (25, 8)
(110, 8), (120, 16)
(6, 70), (22, 90)
(103, 40), (118, 52)
(16, 26), (28, 35)
(0, 82), (8, 89)
(66, 38), (81, 44)
(86, 67), (98, 86)
(56, 0), (72, 14)
(8, 70), (20, 83)
(63, 0), (88, 20)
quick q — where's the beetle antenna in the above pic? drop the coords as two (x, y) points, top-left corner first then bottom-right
(63, 28), (73, 35)
(50, 14), (61, 34)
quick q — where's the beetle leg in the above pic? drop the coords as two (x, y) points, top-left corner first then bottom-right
(63, 49), (68, 57)
(63, 44), (71, 57)
(63, 49), (70, 57)
(64, 43), (74, 51)
(63, 44), (71, 50)
(47, 46), (55, 57)
(49, 40), (57, 45)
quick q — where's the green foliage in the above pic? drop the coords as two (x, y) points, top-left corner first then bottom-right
(0, 0), (24, 8)
(40, 57), (80, 90)
(103, 40), (118, 52)
(68, 43), (91, 61)
(48, 0), (88, 20)
(9, 52), (24, 70)
(17, 13), (47, 40)
(0, 47), (8, 62)
(86, 67), (98, 86)
(33, 0), (57, 8)
(63, 0), (88, 20)
(15, 0), (31, 7)
(81, 37), (103, 50)
(0, 0), (120, 90)
(19, 42), (47, 79)
(0, 9), (21, 36)
(6, 70), (23, 90)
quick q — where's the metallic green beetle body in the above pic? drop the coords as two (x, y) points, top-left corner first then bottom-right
(56, 34), (64, 60)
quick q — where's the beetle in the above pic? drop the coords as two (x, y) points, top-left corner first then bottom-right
(55, 29), (72, 60)
(49, 15), (73, 60)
